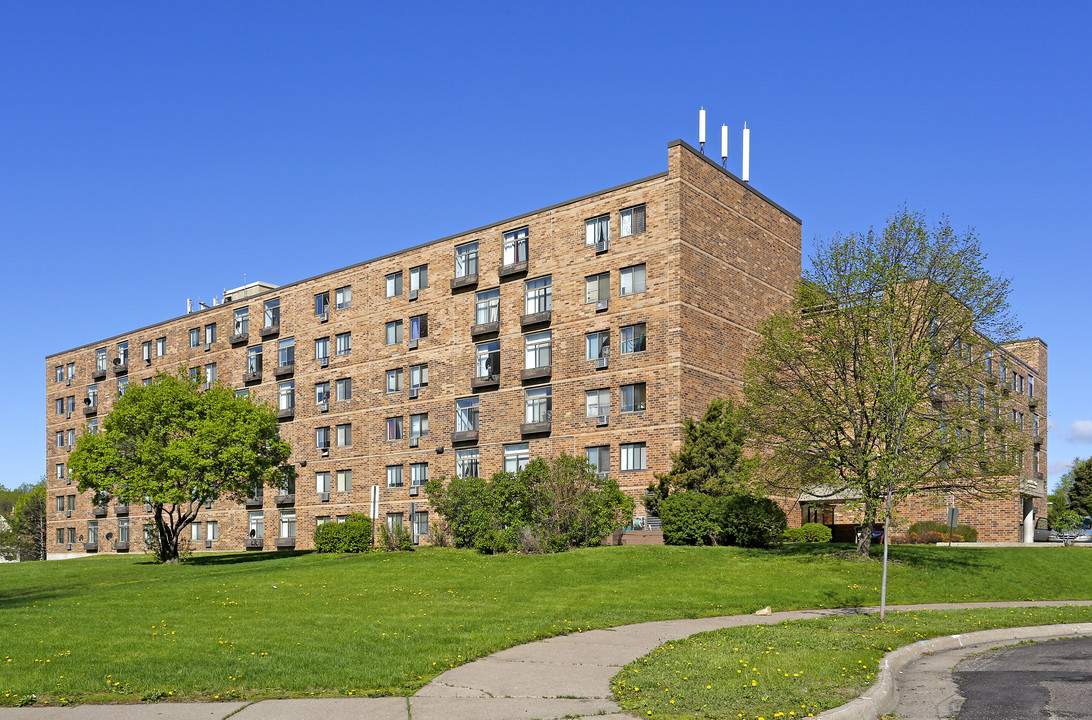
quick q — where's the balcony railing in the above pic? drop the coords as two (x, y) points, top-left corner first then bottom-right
(520, 420), (552, 436)
(244, 537), (263, 550)
(450, 430), (479, 444)
(498, 260), (529, 278)
(471, 374), (500, 389)
(521, 365), (552, 381)
(273, 363), (295, 378)
(230, 332), (249, 345)
(243, 370), (263, 383)
(471, 321), (500, 337)
(520, 310), (551, 328)
(450, 273), (478, 291)
(259, 323), (280, 338)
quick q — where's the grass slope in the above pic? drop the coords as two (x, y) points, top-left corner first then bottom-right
(1, 544), (1090, 705)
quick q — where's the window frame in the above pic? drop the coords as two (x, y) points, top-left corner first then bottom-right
(620, 264), (647, 296)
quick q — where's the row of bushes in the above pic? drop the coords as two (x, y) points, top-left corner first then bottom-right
(906, 520), (978, 542)
(659, 492), (786, 548)
(312, 513), (417, 553)
(783, 522), (833, 543)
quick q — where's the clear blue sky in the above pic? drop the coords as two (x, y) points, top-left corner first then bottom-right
(2, 2), (1089, 492)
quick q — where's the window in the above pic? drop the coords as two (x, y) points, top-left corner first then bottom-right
(55, 463), (65, 480)
(190, 367), (200, 383)
(156, 337), (166, 357)
(56, 398), (64, 415)
(525, 386), (552, 423)
(67, 527), (76, 545)
(336, 423), (352, 447)
(56, 527), (64, 544)
(67, 495), (76, 511)
(621, 442), (647, 471)
(96, 348), (108, 371)
(386, 320), (403, 345)
(56, 431), (64, 448)
(586, 388), (610, 417)
(336, 515), (349, 524)
(504, 443), (530, 473)
(236, 389), (250, 399)
(190, 328), (200, 348)
(275, 510), (294, 539)
(525, 331), (551, 368)
(315, 382), (330, 405)
(386, 272), (403, 297)
(620, 204), (646, 237)
(411, 462), (429, 486)
(56, 495), (64, 512)
(1029, 376), (1035, 398)
(117, 378), (129, 396)
(476, 341), (500, 378)
(278, 381), (295, 411)
(456, 448), (479, 479)
(234, 308), (249, 336)
(336, 332), (352, 355)
(413, 511), (429, 537)
(315, 426), (331, 449)
(1034, 414), (1040, 435)
(67, 396), (75, 414)
(264, 298), (280, 329)
(87, 385), (98, 408)
(119, 518), (130, 543)
(476, 288), (500, 325)
(985, 349), (992, 375)
(336, 378), (352, 401)
(205, 323), (217, 345)
(336, 285), (352, 310)
(585, 214), (609, 245)
(247, 346), (263, 374)
(315, 337), (330, 361)
(278, 337), (295, 367)
(586, 446), (610, 475)
(525, 276), (552, 314)
(410, 363), (429, 389)
(315, 292), (329, 317)
(456, 397), (479, 432)
(55, 366), (63, 383)
(190, 522), (202, 542)
(455, 241), (479, 278)
(88, 418), (98, 434)
(67, 429), (76, 447)
(410, 315), (428, 340)
(315, 516), (331, 527)
(387, 465), (404, 488)
(386, 513), (404, 533)
(387, 416), (403, 440)
(620, 323), (647, 354)
(621, 383), (647, 413)
(387, 368), (404, 392)
(204, 364), (217, 384)
(316, 471), (331, 493)
(410, 265), (428, 291)
(142, 341), (152, 363)
(410, 413), (429, 438)
(248, 511), (264, 538)
(620, 264), (646, 296)
(503, 227), (529, 265)
(142, 378), (152, 387)
(88, 520), (98, 545)
(336, 470), (352, 493)
(585, 273), (610, 304)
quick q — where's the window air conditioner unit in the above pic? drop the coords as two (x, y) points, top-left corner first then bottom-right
(409, 486), (419, 497)
(65, 377), (71, 387)
(66, 510), (71, 518)
(205, 539), (212, 549)
(408, 339), (419, 350)
(65, 411), (71, 419)
(595, 357), (608, 369)
(596, 300), (609, 311)
(320, 357), (329, 368)
(66, 478), (71, 485)
(595, 239), (608, 253)
(319, 402), (329, 413)
(596, 415), (609, 427)
(202, 382), (211, 391)
(408, 290), (418, 301)
(409, 437), (419, 448)
(145, 359), (151, 367)
(204, 343), (211, 352)
(320, 312), (329, 323)
(320, 492), (330, 502)
(408, 387), (419, 399)
(205, 501), (212, 509)
(321, 447), (330, 457)
(66, 543), (72, 551)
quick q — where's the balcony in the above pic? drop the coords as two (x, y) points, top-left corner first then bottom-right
(1028, 397), (1039, 410)
(273, 363), (294, 378)
(259, 323), (280, 338)
(244, 496), (264, 508)
(274, 538), (296, 549)
(83, 405), (97, 417)
(1021, 475), (1043, 495)
(115, 542), (129, 552)
(274, 494), (295, 507)
(1033, 434), (1044, 447)
(450, 273), (478, 291)
(276, 407), (295, 420)
(520, 310), (551, 328)
(498, 260), (529, 279)
(471, 321), (500, 338)
(230, 332), (249, 345)
(243, 370), (263, 383)
(115, 503), (129, 516)
(471, 374), (500, 390)
(112, 361), (128, 375)
(520, 420), (552, 436)
(84, 543), (98, 553)
(244, 538), (263, 550)
(521, 365), (552, 381)
(450, 430), (479, 444)
(92, 368), (107, 382)
(92, 506), (107, 518)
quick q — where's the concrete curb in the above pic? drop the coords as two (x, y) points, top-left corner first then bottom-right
(815, 622), (1092, 720)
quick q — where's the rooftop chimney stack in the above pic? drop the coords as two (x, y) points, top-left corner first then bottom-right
(698, 107), (706, 154)
(742, 123), (750, 183)
(720, 124), (728, 168)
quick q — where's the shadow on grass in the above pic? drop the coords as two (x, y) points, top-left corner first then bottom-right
(773, 542), (992, 573)
(182, 549), (314, 566)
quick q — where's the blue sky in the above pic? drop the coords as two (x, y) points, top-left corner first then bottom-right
(2, 2), (1089, 491)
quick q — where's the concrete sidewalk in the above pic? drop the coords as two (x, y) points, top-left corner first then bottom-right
(3, 600), (1091, 720)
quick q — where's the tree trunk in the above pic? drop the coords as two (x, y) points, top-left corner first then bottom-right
(856, 501), (876, 557)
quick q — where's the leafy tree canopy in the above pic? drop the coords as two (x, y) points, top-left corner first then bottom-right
(0, 479), (46, 561)
(69, 371), (292, 563)
(1064, 457), (1092, 518)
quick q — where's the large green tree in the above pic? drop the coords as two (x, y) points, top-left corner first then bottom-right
(1064, 457), (1092, 518)
(0, 479), (46, 561)
(1047, 461), (1077, 525)
(744, 208), (1026, 568)
(69, 371), (293, 563)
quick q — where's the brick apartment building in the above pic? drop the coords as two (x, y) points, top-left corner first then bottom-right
(43, 139), (1045, 556)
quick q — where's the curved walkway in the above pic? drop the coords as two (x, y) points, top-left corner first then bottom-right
(2, 600), (1091, 720)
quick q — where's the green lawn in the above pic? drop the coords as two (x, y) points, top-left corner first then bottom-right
(1, 544), (1091, 706)
(612, 605), (1092, 719)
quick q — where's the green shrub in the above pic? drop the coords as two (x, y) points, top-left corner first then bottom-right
(313, 514), (373, 553)
(721, 495), (786, 548)
(378, 521), (414, 552)
(907, 520), (978, 542)
(799, 522), (833, 543)
(660, 492), (723, 545)
(783, 526), (806, 542)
